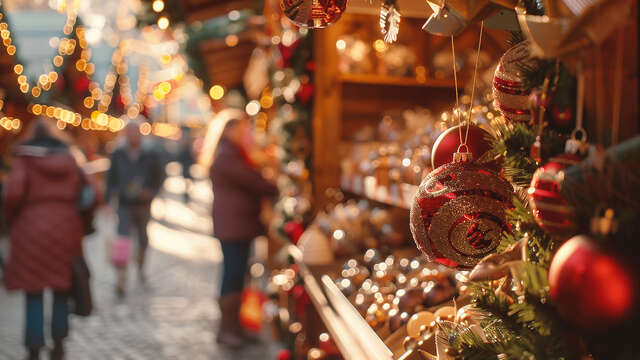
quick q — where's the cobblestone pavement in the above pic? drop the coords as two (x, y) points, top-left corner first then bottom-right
(0, 172), (281, 360)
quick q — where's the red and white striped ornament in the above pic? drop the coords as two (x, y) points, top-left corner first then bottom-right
(527, 153), (580, 238)
(410, 161), (513, 269)
(492, 41), (536, 123)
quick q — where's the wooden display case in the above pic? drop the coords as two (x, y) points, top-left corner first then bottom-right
(311, 12), (509, 207)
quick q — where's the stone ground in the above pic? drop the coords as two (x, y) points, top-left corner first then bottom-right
(0, 168), (281, 360)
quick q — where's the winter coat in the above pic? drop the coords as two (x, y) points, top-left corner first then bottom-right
(105, 143), (165, 206)
(2, 139), (87, 292)
(210, 138), (278, 242)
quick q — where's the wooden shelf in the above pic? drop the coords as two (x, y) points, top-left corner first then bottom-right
(287, 245), (381, 360)
(339, 73), (458, 89)
(288, 245), (394, 360)
(341, 174), (418, 210)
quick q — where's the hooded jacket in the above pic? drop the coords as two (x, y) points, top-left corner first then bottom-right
(2, 137), (88, 292)
(210, 138), (278, 242)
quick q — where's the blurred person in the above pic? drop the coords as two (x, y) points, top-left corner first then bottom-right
(105, 120), (164, 296)
(209, 112), (278, 347)
(177, 127), (195, 203)
(2, 119), (96, 360)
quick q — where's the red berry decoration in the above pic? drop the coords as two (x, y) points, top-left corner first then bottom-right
(431, 124), (499, 171)
(549, 235), (636, 330)
(528, 153), (580, 238)
(410, 161), (513, 269)
(493, 40), (537, 123)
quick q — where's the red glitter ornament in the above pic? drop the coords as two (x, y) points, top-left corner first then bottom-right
(410, 161), (513, 269)
(528, 153), (581, 238)
(549, 235), (636, 330)
(493, 40), (536, 123)
(431, 124), (499, 171)
(280, 0), (346, 28)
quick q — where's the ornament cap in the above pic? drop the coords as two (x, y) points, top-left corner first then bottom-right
(453, 144), (473, 163)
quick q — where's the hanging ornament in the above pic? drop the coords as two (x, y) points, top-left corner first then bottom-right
(549, 234), (636, 330)
(280, 0), (347, 29)
(431, 124), (498, 171)
(492, 40), (537, 123)
(422, 1), (467, 36)
(380, 0), (401, 44)
(527, 152), (580, 238)
(410, 161), (513, 268)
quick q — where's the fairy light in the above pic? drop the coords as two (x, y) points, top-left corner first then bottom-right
(209, 85), (224, 100)
(157, 16), (169, 30)
(31, 104), (124, 132)
(152, 0), (165, 12)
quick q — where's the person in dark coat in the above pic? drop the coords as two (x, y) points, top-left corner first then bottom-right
(2, 119), (95, 360)
(210, 115), (278, 347)
(105, 120), (164, 296)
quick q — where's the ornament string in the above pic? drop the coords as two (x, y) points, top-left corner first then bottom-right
(463, 21), (484, 147)
(611, 29), (624, 146)
(451, 21), (484, 156)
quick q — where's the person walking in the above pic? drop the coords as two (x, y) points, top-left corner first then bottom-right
(210, 112), (278, 347)
(105, 120), (164, 296)
(2, 120), (96, 360)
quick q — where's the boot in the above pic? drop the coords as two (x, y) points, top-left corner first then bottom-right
(50, 340), (64, 360)
(216, 293), (244, 348)
(26, 348), (39, 360)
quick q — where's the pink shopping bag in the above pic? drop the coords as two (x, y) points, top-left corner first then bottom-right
(110, 236), (131, 267)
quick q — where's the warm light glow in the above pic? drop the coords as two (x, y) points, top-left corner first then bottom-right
(245, 100), (260, 116)
(83, 97), (94, 108)
(159, 81), (171, 94)
(161, 54), (172, 64)
(75, 59), (86, 71)
(373, 39), (387, 52)
(20, 83), (29, 93)
(260, 95), (274, 109)
(209, 85), (224, 100)
(56, 120), (66, 129)
(336, 39), (346, 50)
(13, 64), (22, 74)
(139, 122), (152, 135)
(153, 87), (165, 101)
(17, 75), (27, 85)
(32, 104), (42, 115)
(6, 45), (15, 55)
(225, 34), (239, 47)
(48, 72), (59, 83)
(152, 0), (165, 12)
(157, 16), (169, 30)
(31, 87), (41, 97)
(53, 55), (63, 66)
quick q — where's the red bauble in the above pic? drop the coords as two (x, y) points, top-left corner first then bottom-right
(280, 0), (346, 28)
(493, 40), (536, 123)
(549, 235), (636, 330)
(277, 349), (292, 360)
(284, 220), (305, 244)
(431, 124), (498, 171)
(74, 75), (90, 95)
(550, 105), (574, 128)
(296, 83), (314, 105)
(528, 153), (580, 238)
(410, 161), (513, 269)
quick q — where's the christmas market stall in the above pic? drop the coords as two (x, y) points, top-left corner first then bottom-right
(260, 0), (639, 359)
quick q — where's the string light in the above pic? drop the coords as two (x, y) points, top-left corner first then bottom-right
(0, 6), (78, 99)
(209, 85), (224, 100)
(31, 103), (125, 132)
(157, 16), (169, 30)
(152, 0), (165, 12)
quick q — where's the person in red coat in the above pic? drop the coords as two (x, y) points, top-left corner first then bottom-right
(2, 120), (92, 360)
(210, 112), (278, 347)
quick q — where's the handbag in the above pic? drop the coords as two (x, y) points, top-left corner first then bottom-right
(109, 236), (131, 267)
(70, 256), (93, 316)
(77, 168), (97, 235)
